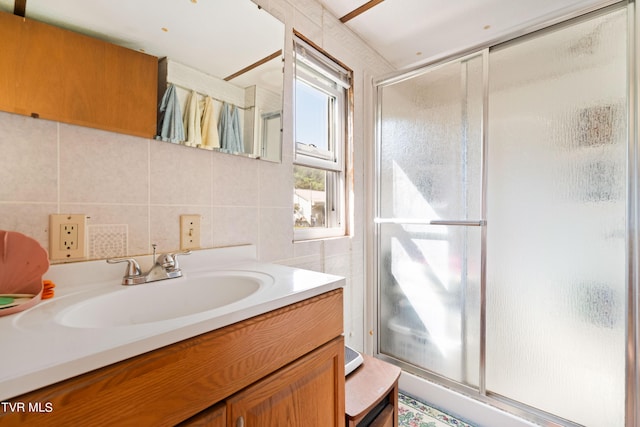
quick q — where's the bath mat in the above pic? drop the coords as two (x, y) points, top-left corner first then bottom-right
(398, 393), (475, 427)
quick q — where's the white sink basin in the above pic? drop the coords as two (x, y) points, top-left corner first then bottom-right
(56, 271), (271, 328)
(13, 270), (273, 330)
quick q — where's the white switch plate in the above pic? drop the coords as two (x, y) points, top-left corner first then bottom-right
(49, 214), (87, 260)
(180, 214), (201, 250)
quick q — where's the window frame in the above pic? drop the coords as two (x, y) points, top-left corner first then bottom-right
(293, 34), (351, 241)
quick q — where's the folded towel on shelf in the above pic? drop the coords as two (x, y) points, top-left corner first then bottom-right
(183, 90), (203, 148)
(156, 84), (185, 143)
(200, 96), (220, 150)
(218, 102), (244, 154)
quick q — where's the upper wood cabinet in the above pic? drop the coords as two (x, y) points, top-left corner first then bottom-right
(0, 11), (157, 138)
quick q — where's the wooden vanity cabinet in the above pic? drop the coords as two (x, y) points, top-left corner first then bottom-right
(0, 11), (157, 138)
(1, 289), (344, 427)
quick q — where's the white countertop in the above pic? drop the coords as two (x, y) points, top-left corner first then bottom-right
(0, 245), (345, 401)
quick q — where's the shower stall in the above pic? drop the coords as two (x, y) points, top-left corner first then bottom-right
(373, 2), (636, 426)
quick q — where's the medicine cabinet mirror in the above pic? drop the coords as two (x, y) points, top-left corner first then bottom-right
(0, 0), (285, 162)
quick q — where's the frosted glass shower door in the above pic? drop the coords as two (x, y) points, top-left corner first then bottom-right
(485, 8), (628, 426)
(377, 54), (484, 386)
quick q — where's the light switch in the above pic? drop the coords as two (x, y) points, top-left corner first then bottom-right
(180, 215), (201, 250)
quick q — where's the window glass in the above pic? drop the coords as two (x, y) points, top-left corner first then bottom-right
(295, 80), (330, 152)
(293, 35), (350, 240)
(294, 165), (327, 228)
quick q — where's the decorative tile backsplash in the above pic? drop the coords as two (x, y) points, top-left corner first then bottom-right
(88, 224), (128, 259)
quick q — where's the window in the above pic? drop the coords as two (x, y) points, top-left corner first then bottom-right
(293, 35), (351, 240)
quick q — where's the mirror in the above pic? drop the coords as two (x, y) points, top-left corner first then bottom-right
(0, 0), (285, 162)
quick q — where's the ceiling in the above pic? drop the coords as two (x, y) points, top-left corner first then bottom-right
(0, 0), (616, 80)
(319, 0), (614, 70)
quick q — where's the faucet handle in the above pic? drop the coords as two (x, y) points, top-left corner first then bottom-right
(173, 250), (192, 258)
(106, 257), (142, 277)
(169, 250), (191, 270)
(156, 250), (191, 271)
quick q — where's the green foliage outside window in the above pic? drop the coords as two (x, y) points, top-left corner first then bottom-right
(294, 166), (325, 191)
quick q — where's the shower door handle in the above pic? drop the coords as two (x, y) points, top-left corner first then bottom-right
(375, 218), (485, 226)
(429, 220), (485, 226)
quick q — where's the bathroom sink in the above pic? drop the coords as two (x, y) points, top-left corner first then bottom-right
(56, 271), (271, 328)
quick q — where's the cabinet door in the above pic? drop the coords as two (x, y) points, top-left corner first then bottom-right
(0, 10), (157, 138)
(227, 337), (345, 427)
(61, 27), (106, 126)
(0, 11), (67, 119)
(102, 43), (158, 137)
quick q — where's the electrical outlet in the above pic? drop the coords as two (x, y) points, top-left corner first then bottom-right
(49, 214), (87, 260)
(60, 223), (78, 251)
(180, 214), (201, 250)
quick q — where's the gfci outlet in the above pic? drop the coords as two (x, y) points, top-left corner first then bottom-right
(49, 214), (87, 260)
(180, 214), (201, 250)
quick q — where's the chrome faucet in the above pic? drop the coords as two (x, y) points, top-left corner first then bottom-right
(107, 244), (191, 286)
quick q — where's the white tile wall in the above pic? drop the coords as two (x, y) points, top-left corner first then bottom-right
(150, 142), (212, 206)
(59, 124), (149, 204)
(0, 0), (394, 351)
(0, 113), (57, 202)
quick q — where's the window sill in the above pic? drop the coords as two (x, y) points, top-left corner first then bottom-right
(293, 229), (348, 242)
